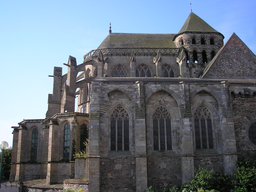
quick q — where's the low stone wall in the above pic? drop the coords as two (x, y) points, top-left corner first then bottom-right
(63, 179), (89, 192)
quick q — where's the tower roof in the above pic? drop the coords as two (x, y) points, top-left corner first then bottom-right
(173, 12), (223, 40)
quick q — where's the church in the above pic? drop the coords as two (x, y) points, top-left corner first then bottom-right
(10, 12), (256, 192)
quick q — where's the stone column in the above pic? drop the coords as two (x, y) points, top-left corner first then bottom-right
(220, 83), (237, 175)
(177, 49), (189, 78)
(15, 125), (28, 182)
(88, 81), (101, 192)
(180, 82), (194, 184)
(10, 127), (19, 181)
(46, 120), (59, 185)
(134, 81), (148, 192)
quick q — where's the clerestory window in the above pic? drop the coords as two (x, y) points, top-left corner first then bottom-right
(63, 123), (70, 160)
(162, 64), (174, 77)
(194, 105), (213, 149)
(110, 105), (129, 151)
(31, 128), (38, 161)
(136, 64), (151, 77)
(153, 106), (172, 151)
(110, 64), (128, 77)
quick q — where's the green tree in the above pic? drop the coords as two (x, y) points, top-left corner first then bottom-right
(0, 149), (12, 181)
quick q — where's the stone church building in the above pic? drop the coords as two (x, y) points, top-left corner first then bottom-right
(10, 12), (256, 192)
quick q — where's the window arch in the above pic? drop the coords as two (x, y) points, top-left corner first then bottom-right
(31, 128), (38, 161)
(210, 38), (214, 45)
(153, 106), (172, 151)
(193, 50), (198, 63)
(110, 64), (128, 77)
(192, 37), (196, 44)
(80, 124), (88, 151)
(136, 64), (151, 77)
(194, 105), (213, 149)
(110, 105), (129, 151)
(249, 122), (256, 145)
(63, 123), (71, 160)
(202, 50), (208, 63)
(162, 64), (174, 77)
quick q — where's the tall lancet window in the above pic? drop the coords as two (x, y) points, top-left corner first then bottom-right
(194, 105), (213, 149)
(110, 105), (129, 151)
(63, 123), (71, 160)
(153, 106), (172, 151)
(31, 128), (38, 161)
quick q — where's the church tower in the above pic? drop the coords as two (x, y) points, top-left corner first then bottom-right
(173, 12), (224, 77)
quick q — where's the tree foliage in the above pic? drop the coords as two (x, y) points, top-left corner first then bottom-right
(0, 149), (12, 180)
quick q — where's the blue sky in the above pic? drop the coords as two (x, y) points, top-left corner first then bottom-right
(1, 0), (256, 147)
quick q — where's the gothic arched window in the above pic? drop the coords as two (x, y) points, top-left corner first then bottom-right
(63, 123), (71, 160)
(162, 64), (174, 77)
(31, 128), (38, 161)
(249, 122), (256, 145)
(110, 65), (128, 77)
(194, 105), (213, 149)
(110, 105), (129, 151)
(80, 124), (88, 151)
(153, 106), (172, 151)
(136, 64), (151, 77)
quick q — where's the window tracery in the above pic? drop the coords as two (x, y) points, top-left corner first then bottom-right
(31, 128), (38, 161)
(110, 65), (128, 77)
(110, 105), (129, 151)
(194, 105), (213, 149)
(63, 123), (70, 160)
(162, 64), (174, 77)
(153, 106), (172, 151)
(136, 64), (151, 77)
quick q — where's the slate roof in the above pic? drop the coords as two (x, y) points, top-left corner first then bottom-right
(173, 12), (223, 40)
(98, 33), (177, 49)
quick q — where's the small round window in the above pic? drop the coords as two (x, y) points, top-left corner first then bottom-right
(249, 122), (256, 145)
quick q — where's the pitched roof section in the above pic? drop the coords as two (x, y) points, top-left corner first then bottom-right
(174, 12), (223, 40)
(98, 33), (177, 49)
(201, 33), (256, 79)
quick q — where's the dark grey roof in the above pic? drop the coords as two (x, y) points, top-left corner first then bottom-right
(98, 33), (177, 49)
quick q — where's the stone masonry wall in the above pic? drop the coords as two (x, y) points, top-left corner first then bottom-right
(148, 156), (182, 189)
(231, 95), (256, 155)
(100, 157), (136, 192)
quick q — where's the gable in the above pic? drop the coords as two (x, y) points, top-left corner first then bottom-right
(201, 33), (256, 79)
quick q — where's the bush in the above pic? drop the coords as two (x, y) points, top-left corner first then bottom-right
(0, 149), (12, 181)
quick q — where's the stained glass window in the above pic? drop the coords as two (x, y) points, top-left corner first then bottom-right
(63, 123), (70, 160)
(136, 65), (151, 77)
(110, 105), (129, 151)
(153, 106), (172, 151)
(162, 64), (174, 77)
(194, 105), (213, 149)
(31, 129), (38, 161)
(110, 65), (127, 77)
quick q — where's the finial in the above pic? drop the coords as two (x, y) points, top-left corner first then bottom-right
(109, 23), (112, 34)
(190, 3), (192, 13)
